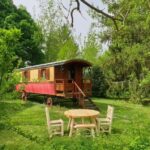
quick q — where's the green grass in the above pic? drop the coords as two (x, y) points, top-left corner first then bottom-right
(0, 98), (150, 150)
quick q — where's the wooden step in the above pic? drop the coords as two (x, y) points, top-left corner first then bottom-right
(56, 93), (65, 97)
(84, 98), (99, 111)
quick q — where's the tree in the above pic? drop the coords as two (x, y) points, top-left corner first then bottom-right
(57, 37), (78, 60)
(0, 28), (21, 91)
(97, 0), (150, 80)
(57, 25), (78, 60)
(0, 0), (44, 65)
(92, 66), (108, 97)
(38, 0), (79, 62)
(90, 0), (150, 100)
(81, 31), (101, 64)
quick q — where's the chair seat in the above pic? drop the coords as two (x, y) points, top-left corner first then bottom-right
(50, 119), (63, 124)
(74, 123), (96, 129)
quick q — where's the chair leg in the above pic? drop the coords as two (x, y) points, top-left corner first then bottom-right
(97, 121), (100, 135)
(61, 124), (64, 136)
(75, 128), (80, 136)
(48, 129), (53, 138)
(108, 125), (112, 134)
(91, 128), (95, 138)
(91, 118), (98, 135)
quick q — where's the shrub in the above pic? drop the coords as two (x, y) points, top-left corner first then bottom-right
(106, 81), (130, 99)
(129, 78), (142, 103)
(92, 66), (108, 97)
(0, 71), (21, 99)
(140, 72), (150, 98)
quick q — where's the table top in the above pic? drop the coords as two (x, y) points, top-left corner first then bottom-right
(64, 109), (100, 118)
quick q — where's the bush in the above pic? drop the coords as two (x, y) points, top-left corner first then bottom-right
(129, 78), (142, 103)
(106, 81), (130, 99)
(0, 71), (21, 99)
(92, 66), (108, 97)
(140, 72), (150, 98)
(129, 72), (150, 103)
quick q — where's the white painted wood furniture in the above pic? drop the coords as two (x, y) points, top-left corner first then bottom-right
(96, 105), (114, 134)
(45, 107), (64, 138)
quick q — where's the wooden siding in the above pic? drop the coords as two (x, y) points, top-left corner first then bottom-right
(55, 66), (65, 79)
(30, 69), (38, 81)
(49, 67), (54, 81)
(20, 67), (55, 82)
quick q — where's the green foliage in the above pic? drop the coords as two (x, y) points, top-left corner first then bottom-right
(129, 78), (142, 103)
(82, 31), (101, 65)
(45, 25), (78, 62)
(106, 81), (129, 99)
(141, 71), (150, 87)
(0, 28), (21, 94)
(38, 1), (78, 62)
(55, 25), (78, 61)
(0, 0), (44, 65)
(0, 0), (45, 97)
(92, 66), (108, 97)
(0, 71), (21, 96)
(43, 25), (78, 62)
(90, 0), (150, 101)
(57, 37), (78, 60)
(140, 71), (150, 98)
(99, 44), (148, 81)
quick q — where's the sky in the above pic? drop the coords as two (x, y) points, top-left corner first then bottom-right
(13, 0), (107, 47)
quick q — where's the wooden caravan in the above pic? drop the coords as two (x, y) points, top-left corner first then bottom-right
(16, 59), (92, 107)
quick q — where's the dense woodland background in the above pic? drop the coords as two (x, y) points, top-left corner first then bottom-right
(0, 0), (150, 102)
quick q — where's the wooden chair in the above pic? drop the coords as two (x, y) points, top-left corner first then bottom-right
(45, 107), (64, 138)
(96, 105), (114, 134)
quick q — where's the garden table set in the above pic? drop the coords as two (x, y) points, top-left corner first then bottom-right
(64, 109), (100, 137)
(45, 106), (114, 138)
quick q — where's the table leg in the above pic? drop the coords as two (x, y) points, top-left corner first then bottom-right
(91, 117), (98, 135)
(67, 118), (72, 130)
(69, 118), (74, 137)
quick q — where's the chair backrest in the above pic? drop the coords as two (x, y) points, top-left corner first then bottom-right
(45, 107), (51, 128)
(106, 105), (114, 122)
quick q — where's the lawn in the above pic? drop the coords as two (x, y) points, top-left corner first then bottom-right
(0, 98), (150, 150)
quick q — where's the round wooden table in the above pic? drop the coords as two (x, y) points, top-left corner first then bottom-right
(64, 109), (100, 136)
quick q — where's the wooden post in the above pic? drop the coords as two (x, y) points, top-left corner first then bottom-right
(22, 90), (27, 101)
(47, 97), (53, 108)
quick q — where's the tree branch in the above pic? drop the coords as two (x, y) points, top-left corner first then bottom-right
(79, 0), (123, 30)
(71, 0), (80, 27)
(80, 0), (122, 21)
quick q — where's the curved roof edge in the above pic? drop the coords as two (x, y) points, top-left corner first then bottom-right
(19, 59), (92, 71)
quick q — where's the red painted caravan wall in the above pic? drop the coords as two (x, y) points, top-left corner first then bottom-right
(16, 82), (56, 95)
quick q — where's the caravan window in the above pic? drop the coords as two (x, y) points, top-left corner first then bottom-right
(39, 68), (49, 80)
(23, 71), (30, 81)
